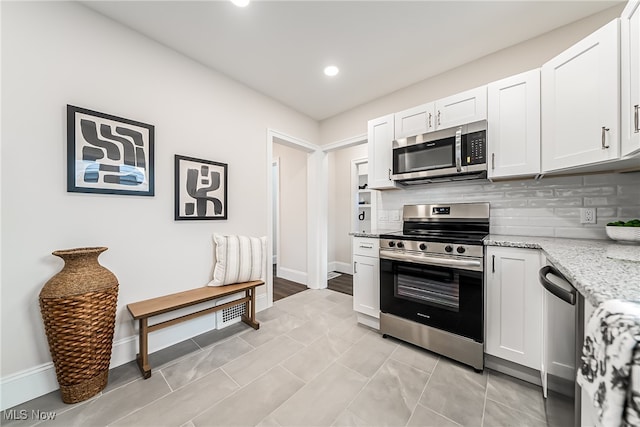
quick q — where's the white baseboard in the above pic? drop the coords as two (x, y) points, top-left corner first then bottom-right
(276, 266), (307, 285)
(328, 261), (352, 275)
(1, 293), (270, 411)
(0, 362), (59, 411)
(356, 313), (380, 330)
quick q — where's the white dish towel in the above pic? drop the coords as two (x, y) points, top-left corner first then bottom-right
(577, 299), (640, 427)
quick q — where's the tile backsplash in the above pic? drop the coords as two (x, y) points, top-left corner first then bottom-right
(376, 171), (640, 240)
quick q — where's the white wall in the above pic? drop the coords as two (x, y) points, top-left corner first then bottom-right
(272, 143), (308, 284)
(328, 144), (367, 273)
(319, 4), (625, 145)
(0, 1), (318, 409)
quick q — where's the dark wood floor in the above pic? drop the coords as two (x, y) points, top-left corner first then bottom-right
(272, 265), (353, 301)
(273, 267), (307, 302)
(328, 273), (353, 296)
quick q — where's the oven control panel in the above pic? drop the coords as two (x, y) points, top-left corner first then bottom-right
(380, 239), (483, 258)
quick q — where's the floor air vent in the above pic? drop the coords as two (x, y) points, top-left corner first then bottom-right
(216, 293), (246, 329)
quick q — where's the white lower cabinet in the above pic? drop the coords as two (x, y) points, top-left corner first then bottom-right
(352, 237), (380, 329)
(485, 247), (543, 370)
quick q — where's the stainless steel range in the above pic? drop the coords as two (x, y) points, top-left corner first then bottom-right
(379, 202), (489, 371)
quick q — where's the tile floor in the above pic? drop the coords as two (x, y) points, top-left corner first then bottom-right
(3, 289), (548, 427)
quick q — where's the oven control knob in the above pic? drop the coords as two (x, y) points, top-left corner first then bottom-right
(456, 246), (466, 254)
(419, 243), (427, 250)
(445, 245), (453, 253)
(397, 242), (404, 249)
(388, 241), (396, 248)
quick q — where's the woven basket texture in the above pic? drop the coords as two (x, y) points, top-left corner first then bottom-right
(39, 247), (118, 404)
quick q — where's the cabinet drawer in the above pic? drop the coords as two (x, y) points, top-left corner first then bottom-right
(353, 237), (380, 257)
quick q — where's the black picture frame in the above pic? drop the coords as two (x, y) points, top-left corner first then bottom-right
(66, 105), (155, 196)
(175, 155), (228, 220)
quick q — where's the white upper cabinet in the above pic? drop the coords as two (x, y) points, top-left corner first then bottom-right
(621, 0), (640, 157)
(394, 102), (435, 139)
(541, 19), (621, 172)
(393, 86), (487, 140)
(434, 86), (487, 130)
(487, 69), (541, 179)
(367, 114), (398, 190)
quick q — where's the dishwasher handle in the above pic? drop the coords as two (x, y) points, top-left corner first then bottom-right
(538, 265), (576, 305)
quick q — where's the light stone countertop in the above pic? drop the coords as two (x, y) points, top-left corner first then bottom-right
(485, 235), (640, 307)
(350, 230), (400, 238)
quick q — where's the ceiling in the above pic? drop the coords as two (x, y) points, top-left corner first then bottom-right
(81, 1), (622, 121)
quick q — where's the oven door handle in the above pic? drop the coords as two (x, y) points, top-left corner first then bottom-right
(380, 250), (483, 271)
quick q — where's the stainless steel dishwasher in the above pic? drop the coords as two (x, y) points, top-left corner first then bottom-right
(538, 263), (584, 427)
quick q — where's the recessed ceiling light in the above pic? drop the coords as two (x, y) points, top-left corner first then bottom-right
(231, 0), (250, 7)
(324, 65), (339, 77)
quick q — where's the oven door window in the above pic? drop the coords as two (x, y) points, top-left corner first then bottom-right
(395, 264), (459, 311)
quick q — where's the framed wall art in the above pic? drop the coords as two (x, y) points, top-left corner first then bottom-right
(67, 105), (155, 196)
(175, 155), (228, 220)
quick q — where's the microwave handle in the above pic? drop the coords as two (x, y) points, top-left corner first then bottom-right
(455, 128), (462, 172)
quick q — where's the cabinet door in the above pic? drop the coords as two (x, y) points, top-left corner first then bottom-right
(353, 254), (380, 319)
(622, 0), (640, 157)
(394, 102), (435, 139)
(485, 247), (543, 370)
(488, 69), (541, 179)
(367, 114), (398, 189)
(541, 19), (620, 172)
(435, 86), (487, 130)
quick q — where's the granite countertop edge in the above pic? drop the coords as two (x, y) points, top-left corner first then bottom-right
(485, 235), (640, 307)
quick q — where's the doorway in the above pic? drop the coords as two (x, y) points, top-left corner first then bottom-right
(325, 137), (368, 296)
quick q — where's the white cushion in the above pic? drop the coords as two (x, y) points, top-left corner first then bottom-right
(209, 234), (267, 286)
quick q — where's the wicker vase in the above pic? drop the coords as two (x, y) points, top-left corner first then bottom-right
(39, 247), (118, 404)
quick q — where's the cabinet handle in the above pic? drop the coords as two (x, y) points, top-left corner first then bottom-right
(388, 168), (392, 181)
(492, 255), (495, 273)
(437, 110), (441, 126)
(491, 153), (495, 170)
(359, 244), (373, 249)
(428, 113), (432, 128)
(354, 262), (357, 274)
(634, 105), (639, 133)
(601, 126), (610, 149)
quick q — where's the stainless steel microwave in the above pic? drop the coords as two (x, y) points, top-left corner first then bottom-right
(392, 120), (487, 185)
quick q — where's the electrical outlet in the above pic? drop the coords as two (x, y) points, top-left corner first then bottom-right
(390, 210), (401, 221)
(378, 210), (389, 221)
(580, 208), (597, 224)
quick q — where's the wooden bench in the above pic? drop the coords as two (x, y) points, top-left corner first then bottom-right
(126, 280), (262, 379)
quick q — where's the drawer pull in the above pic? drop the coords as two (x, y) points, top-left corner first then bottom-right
(359, 244), (373, 249)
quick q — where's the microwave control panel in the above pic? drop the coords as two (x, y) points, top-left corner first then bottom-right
(465, 131), (486, 165)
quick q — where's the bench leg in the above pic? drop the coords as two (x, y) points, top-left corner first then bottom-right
(136, 318), (152, 379)
(241, 287), (260, 330)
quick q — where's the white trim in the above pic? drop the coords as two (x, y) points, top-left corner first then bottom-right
(328, 261), (353, 275)
(268, 129), (319, 153)
(277, 267), (308, 286)
(322, 133), (367, 153)
(267, 128), (325, 294)
(272, 158), (280, 269)
(255, 292), (268, 313)
(356, 313), (380, 330)
(0, 362), (58, 411)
